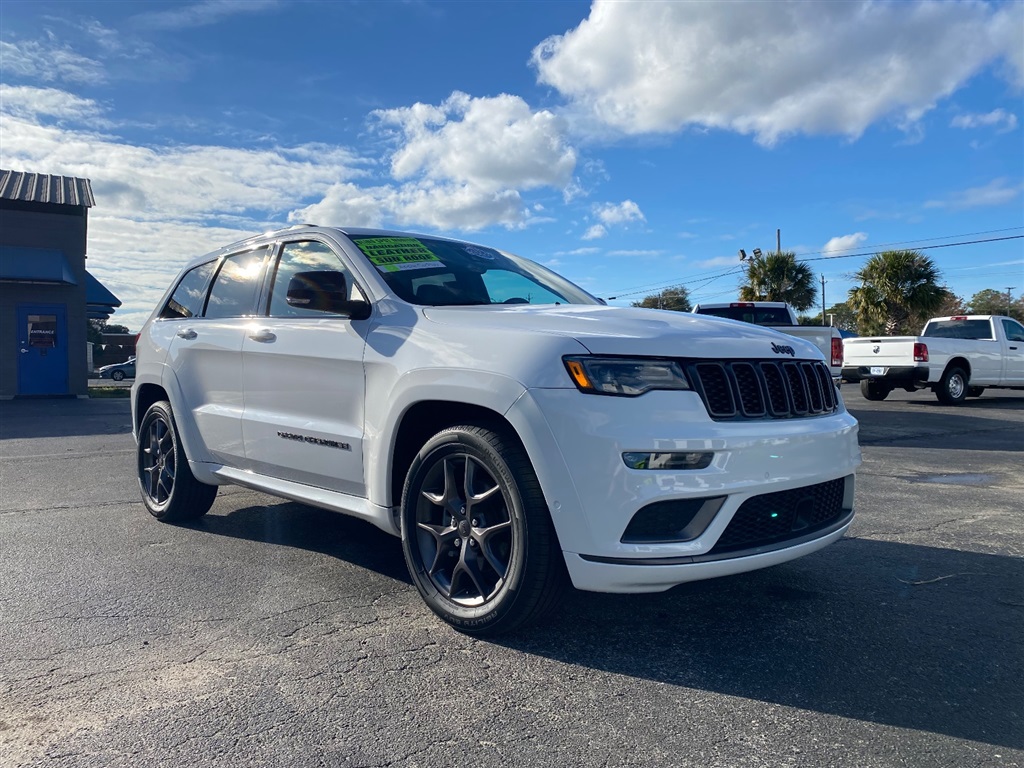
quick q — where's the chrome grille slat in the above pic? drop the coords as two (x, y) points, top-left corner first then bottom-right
(684, 359), (838, 421)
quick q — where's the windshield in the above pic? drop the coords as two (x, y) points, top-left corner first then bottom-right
(348, 234), (598, 306)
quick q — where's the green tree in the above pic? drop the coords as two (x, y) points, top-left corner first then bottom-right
(632, 286), (692, 312)
(934, 292), (967, 318)
(966, 288), (1024, 321)
(847, 250), (949, 335)
(799, 301), (858, 330)
(738, 251), (816, 311)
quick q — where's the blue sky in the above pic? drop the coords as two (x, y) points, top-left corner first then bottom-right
(2, 0), (1022, 331)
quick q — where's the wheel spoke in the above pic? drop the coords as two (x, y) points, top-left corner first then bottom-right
(417, 521), (458, 575)
(452, 554), (490, 600)
(422, 456), (463, 512)
(472, 519), (512, 579)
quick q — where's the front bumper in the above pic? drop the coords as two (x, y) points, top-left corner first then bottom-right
(506, 387), (861, 593)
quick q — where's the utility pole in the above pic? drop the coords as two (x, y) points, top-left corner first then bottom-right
(777, 229), (781, 254)
(821, 274), (827, 325)
(1007, 287), (1016, 316)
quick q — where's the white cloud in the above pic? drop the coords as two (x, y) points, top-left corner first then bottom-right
(582, 224), (607, 240)
(375, 91), (577, 193)
(924, 178), (1022, 210)
(0, 38), (106, 85)
(0, 85), (104, 122)
(1, 92), (370, 330)
(606, 249), (663, 258)
(532, 0), (1024, 145)
(132, 0), (281, 30)
(555, 247), (601, 256)
(951, 108), (1019, 132)
(594, 199), (645, 226)
(823, 232), (869, 256)
(696, 256), (742, 269)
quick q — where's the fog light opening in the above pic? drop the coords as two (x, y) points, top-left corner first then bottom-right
(622, 451), (714, 470)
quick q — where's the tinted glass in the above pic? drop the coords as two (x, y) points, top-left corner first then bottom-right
(923, 319), (993, 340)
(347, 234), (596, 306)
(697, 306), (792, 324)
(160, 260), (217, 319)
(204, 248), (269, 319)
(1002, 318), (1024, 342)
(267, 241), (359, 318)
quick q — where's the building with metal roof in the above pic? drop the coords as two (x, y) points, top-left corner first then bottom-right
(0, 169), (118, 397)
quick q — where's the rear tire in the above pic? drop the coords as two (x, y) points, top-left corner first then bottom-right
(112, 370), (125, 381)
(860, 380), (891, 401)
(137, 401), (217, 522)
(936, 366), (968, 405)
(400, 424), (566, 636)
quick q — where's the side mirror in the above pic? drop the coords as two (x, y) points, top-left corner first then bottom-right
(286, 271), (371, 319)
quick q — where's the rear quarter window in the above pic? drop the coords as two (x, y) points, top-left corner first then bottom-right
(159, 260), (217, 319)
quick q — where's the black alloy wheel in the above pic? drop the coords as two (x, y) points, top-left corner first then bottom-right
(401, 425), (565, 635)
(137, 401), (217, 522)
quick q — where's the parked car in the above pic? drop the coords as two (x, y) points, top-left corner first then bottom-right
(691, 302), (844, 384)
(97, 357), (136, 381)
(132, 226), (861, 635)
(842, 315), (1024, 403)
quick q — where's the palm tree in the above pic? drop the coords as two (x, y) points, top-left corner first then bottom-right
(847, 250), (949, 335)
(738, 251), (816, 311)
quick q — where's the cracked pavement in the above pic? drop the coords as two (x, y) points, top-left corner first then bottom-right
(1, 390), (1022, 767)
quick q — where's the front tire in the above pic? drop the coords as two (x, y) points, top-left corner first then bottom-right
(936, 366), (968, 405)
(400, 425), (566, 636)
(137, 401), (217, 522)
(860, 380), (892, 401)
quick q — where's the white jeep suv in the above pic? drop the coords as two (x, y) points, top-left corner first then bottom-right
(132, 226), (860, 635)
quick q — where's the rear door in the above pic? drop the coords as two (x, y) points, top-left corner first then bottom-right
(241, 239), (369, 495)
(163, 247), (270, 467)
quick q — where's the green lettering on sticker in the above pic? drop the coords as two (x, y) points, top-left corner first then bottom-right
(354, 237), (442, 272)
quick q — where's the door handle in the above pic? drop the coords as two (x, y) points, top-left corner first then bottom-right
(248, 329), (276, 343)
(176, 328), (197, 340)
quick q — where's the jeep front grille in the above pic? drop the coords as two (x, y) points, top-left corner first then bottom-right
(684, 359), (838, 420)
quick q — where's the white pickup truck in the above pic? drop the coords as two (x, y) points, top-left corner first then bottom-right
(691, 302), (844, 383)
(842, 315), (1024, 404)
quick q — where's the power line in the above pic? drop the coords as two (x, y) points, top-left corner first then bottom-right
(601, 232), (1024, 300)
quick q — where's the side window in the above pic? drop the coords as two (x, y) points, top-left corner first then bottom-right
(160, 260), (217, 319)
(267, 241), (360, 318)
(1003, 319), (1024, 343)
(204, 248), (270, 319)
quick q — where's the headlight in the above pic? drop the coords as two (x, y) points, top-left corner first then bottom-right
(563, 356), (691, 396)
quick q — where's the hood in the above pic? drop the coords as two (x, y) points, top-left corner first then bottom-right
(422, 304), (824, 361)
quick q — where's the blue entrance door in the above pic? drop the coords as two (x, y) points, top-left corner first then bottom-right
(17, 304), (69, 395)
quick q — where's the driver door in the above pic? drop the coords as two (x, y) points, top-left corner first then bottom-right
(241, 239), (369, 496)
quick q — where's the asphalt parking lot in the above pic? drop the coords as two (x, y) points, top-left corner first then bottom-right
(1, 387), (1022, 768)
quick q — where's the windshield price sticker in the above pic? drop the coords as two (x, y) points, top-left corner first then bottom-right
(355, 238), (444, 272)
